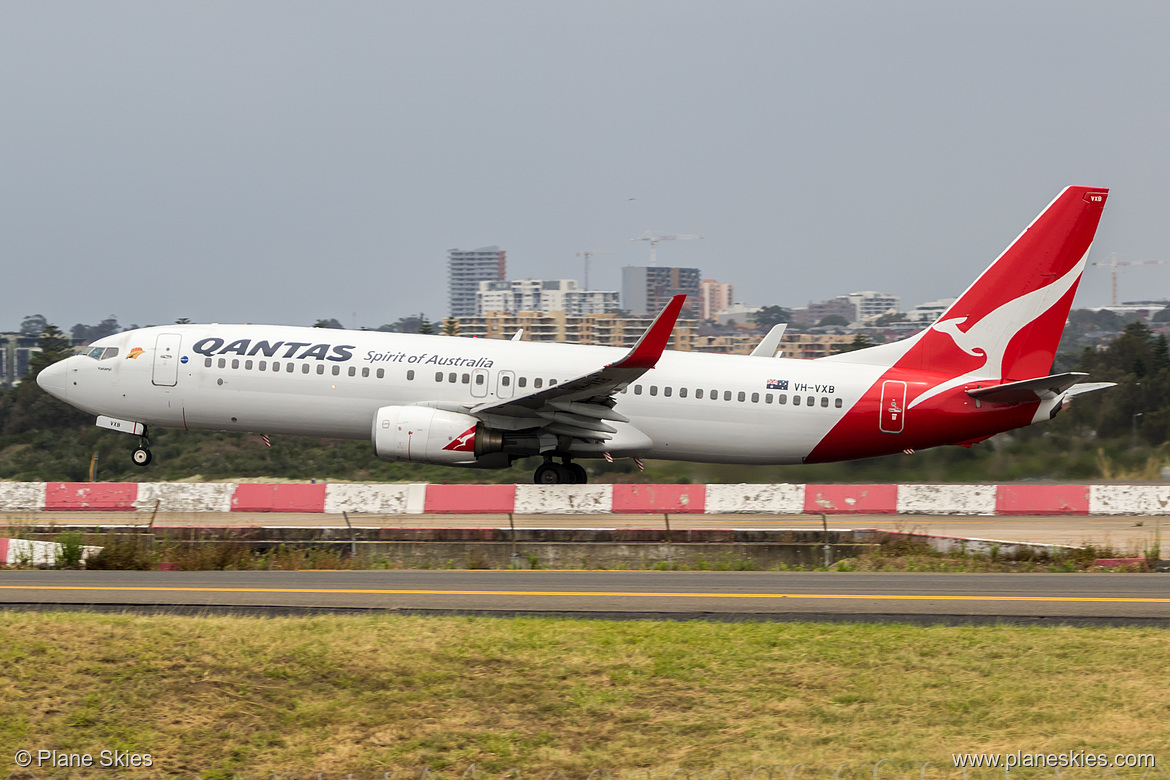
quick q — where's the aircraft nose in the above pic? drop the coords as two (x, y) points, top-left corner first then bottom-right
(36, 359), (69, 399)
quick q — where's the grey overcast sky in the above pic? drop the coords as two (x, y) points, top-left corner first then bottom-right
(3, 1), (1170, 331)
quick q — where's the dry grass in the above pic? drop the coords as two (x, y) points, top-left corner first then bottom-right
(0, 613), (1168, 777)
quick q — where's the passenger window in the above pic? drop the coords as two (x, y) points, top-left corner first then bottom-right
(711, 390), (718, 400)
(835, 398), (843, 408)
(287, 363), (295, 373)
(271, 362), (279, 372)
(231, 359), (240, 369)
(435, 372), (443, 382)
(317, 365), (325, 375)
(333, 365), (340, 376)
(218, 358), (226, 369)
(502, 375), (511, 386)
(245, 360), (253, 370)
(696, 389), (704, 399)
(634, 385), (642, 395)
(723, 391), (732, 401)
(550, 379), (558, 385)
(778, 394), (787, 404)
(362, 367), (370, 378)
(821, 397), (829, 407)
(204, 358), (213, 368)
(765, 393), (773, 404)
(679, 387), (687, 398)
(751, 392), (759, 403)
(449, 372), (457, 383)
(475, 374), (484, 385)
(461, 373), (470, 384)
(664, 387), (672, 397)
(377, 368), (385, 379)
(534, 378), (543, 389)
(407, 370), (415, 380)
(519, 377), (527, 388)
(303, 364), (311, 374)
(737, 391), (746, 402)
(650, 386), (658, 396)
(793, 395), (801, 406)
(259, 361), (267, 371)
(807, 396), (814, 406)
(348, 366), (356, 377)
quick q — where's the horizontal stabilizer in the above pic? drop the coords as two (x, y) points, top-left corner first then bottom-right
(966, 372), (1090, 404)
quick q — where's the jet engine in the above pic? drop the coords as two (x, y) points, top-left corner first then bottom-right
(372, 406), (502, 465)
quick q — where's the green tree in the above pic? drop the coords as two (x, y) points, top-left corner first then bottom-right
(19, 314), (48, 336)
(818, 315), (850, 327)
(418, 316), (436, 335)
(754, 305), (791, 329)
(835, 334), (874, 353)
(441, 317), (460, 336)
(3, 325), (88, 434)
(313, 318), (344, 329)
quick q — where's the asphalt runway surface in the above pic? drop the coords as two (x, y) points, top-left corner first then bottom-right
(1, 570), (1167, 626)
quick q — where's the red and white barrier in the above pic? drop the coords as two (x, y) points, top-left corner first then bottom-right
(0, 481), (1162, 515)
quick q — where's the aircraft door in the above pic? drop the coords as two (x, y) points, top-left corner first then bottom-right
(880, 380), (906, 434)
(470, 368), (490, 398)
(152, 333), (181, 387)
(496, 370), (515, 399)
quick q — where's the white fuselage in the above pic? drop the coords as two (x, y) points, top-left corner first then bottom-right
(45, 324), (888, 465)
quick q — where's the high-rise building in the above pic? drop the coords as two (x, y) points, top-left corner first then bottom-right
(846, 290), (901, 323)
(622, 266), (701, 316)
(698, 279), (734, 321)
(448, 246), (506, 318)
(476, 279), (620, 316)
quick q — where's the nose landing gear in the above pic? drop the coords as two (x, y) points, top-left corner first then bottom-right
(131, 429), (152, 467)
(533, 457), (588, 484)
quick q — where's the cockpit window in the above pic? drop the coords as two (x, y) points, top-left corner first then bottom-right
(100, 348), (119, 360)
(83, 347), (103, 359)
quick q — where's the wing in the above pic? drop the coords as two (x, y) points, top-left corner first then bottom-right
(468, 295), (686, 443)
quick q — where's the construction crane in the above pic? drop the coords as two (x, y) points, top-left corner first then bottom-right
(1092, 252), (1167, 305)
(575, 249), (611, 291)
(630, 231), (702, 266)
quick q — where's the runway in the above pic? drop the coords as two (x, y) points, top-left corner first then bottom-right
(1, 570), (1167, 626)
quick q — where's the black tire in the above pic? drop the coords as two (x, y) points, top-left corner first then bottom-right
(566, 463), (588, 484)
(534, 462), (568, 484)
(132, 447), (153, 467)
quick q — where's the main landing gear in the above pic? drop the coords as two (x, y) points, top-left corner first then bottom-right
(131, 428), (152, 467)
(533, 457), (588, 485)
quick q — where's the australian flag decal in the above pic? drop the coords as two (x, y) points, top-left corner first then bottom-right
(766, 379), (788, 390)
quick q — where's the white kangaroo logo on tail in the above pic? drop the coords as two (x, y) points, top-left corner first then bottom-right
(913, 251), (1089, 408)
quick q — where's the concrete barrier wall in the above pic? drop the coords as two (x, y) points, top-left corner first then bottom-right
(897, 484), (998, 515)
(706, 484), (803, 514)
(4, 481), (1170, 515)
(0, 482), (46, 512)
(804, 484), (898, 514)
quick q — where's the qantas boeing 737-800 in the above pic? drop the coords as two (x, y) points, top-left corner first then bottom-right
(38, 186), (1114, 484)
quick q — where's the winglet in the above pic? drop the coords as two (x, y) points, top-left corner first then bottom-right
(611, 294), (686, 370)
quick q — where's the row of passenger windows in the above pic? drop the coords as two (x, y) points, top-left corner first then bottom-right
(204, 357), (417, 381)
(433, 371), (558, 389)
(626, 384), (843, 408)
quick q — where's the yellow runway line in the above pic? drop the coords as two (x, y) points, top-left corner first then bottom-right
(0, 585), (1168, 604)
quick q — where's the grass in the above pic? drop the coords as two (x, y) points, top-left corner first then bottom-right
(0, 613), (1168, 777)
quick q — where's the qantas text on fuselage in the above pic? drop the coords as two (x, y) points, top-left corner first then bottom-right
(38, 186), (1115, 484)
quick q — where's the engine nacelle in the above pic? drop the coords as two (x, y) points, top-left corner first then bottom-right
(372, 406), (503, 465)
